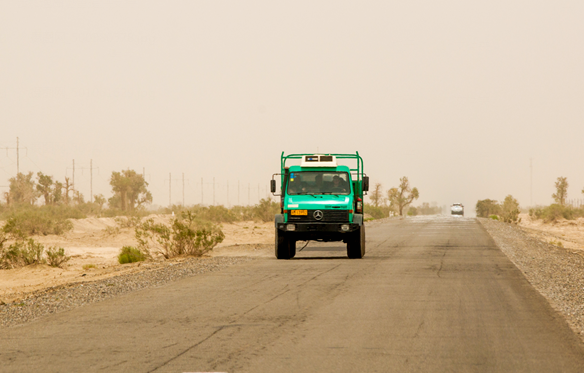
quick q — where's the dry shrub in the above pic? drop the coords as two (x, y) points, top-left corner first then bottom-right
(135, 211), (224, 259)
(500, 195), (521, 224)
(0, 231), (70, 269)
(530, 204), (584, 223)
(3, 208), (73, 236)
(46, 246), (71, 268)
(103, 226), (121, 236)
(114, 216), (141, 228)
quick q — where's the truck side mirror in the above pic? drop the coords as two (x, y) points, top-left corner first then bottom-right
(270, 179), (276, 193)
(362, 176), (369, 192)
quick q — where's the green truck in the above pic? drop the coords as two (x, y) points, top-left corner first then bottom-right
(270, 152), (369, 259)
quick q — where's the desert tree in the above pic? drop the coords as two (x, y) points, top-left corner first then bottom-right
(387, 177), (419, 216)
(73, 190), (85, 205)
(63, 177), (73, 205)
(53, 181), (63, 205)
(109, 169), (152, 211)
(369, 183), (384, 207)
(475, 199), (500, 218)
(552, 177), (568, 206)
(94, 194), (106, 210)
(36, 172), (54, 205)
(8, 172), (38, 206)
(500, 195), (521, 224)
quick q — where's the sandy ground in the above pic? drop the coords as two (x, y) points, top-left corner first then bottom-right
(518, 213), (584, 251)
(0, 215), (274, 303)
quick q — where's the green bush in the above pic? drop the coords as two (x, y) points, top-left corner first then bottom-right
(476, 199), (500, 218)
(135, 212), (224, 259)
(0, 240), (23, 269)
(20, 239), (45, 265)
(0, 237), (50, 268)
(46, 246), (71, 267)
(364, 204), (387, 219)
(253, 198), (280, 222)
(489, 215), (499, 220)
(118, 246), (147, 264)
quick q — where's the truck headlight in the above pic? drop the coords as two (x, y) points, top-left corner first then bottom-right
(286, 224), (296, 231)
(341, 224), (350, 232)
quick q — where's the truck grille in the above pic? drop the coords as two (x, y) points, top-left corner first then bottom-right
(287, 210), (349, 222)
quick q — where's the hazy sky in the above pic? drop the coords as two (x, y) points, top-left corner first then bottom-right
(1, 1), (583, 209)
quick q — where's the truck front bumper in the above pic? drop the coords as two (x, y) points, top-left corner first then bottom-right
(277, 222), (360, 233)
(276, 222), (360, 242)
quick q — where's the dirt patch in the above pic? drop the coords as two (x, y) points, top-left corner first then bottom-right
(518, 213), (584, 251)
(0, 215), (274, 303)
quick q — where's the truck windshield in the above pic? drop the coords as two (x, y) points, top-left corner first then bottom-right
(287, 171), (351, 195)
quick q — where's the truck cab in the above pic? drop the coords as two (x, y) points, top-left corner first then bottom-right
(271, 153), (369, 259)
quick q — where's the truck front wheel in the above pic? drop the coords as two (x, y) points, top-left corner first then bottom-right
(347, 225), (366, 259)
(275, 228), (295, 259)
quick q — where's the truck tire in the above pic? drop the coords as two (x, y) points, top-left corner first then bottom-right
(289, 239), (297, 259)
(275, 228), (294, 259)
(347, 225), (366, 259)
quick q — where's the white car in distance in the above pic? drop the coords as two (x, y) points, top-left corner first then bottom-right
(451, 203), (464, 216)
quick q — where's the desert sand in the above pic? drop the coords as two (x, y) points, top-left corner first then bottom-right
(518, 213), (584, 251)
(0, 215), (274, 303)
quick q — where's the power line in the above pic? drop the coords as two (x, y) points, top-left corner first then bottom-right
(67, 160), (99, 202)
(0, 137), (27, 175)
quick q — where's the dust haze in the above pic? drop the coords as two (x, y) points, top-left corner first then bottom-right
(1, 1), (583, 209)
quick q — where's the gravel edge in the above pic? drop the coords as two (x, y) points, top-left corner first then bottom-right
(0, 256), (255, 328)
(479, 217), (584, 342)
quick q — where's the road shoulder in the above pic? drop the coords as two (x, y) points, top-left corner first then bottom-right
(479, 217), (584, 342)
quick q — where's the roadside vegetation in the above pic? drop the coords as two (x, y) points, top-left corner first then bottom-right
(477, 177), (584, 225)
(529, 177), (584, 223)
(476, 195), (521, 224)
(366, 179), (438, 219)
(0, 230), (70, 269)
(133, 210), (225, 260)
(1, 169), (281, 268)
(162, 198), (279, 223)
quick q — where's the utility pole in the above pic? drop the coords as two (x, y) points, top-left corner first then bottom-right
(238, 180), (240, 205)
(66, 161), (97, 202)
(169, 172), (171, 207)
(1, 138), (27, 176)
(227, 181), (229, 207)
(213, 177), (215, 205)
(182, 173), (185, 206)
(248, 183), (250, 205)
(90, 159), (93, 203)
(201, 177), (203, 205)
(529, 158), (532, 206)
(258, 183), (260, 203)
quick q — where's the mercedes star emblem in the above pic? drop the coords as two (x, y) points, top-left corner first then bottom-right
(313, 210), (324, 220)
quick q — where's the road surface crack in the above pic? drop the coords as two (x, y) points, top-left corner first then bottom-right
(437, 249), (447, 278)
(146, 326), (226, 373)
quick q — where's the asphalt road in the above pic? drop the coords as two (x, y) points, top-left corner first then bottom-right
(2, 216), (584, 372)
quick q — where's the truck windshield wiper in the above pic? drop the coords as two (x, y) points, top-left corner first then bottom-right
(297, 192), (318, 198)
